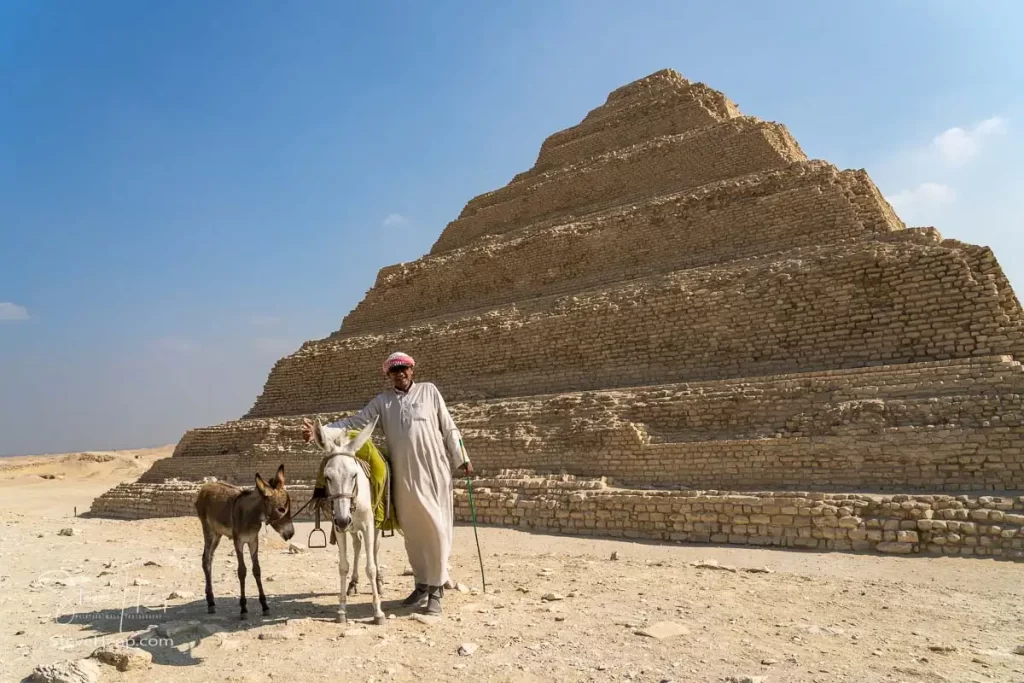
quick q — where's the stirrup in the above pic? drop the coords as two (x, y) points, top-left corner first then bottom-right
(308, 504), (327, 549)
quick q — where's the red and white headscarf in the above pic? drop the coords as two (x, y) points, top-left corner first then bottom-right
(382, 351), (415, 375)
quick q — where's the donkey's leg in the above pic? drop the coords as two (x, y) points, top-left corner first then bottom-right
(364, 526), (385, 625)
(249, 534), (269, 615)
(201, 523), (221, 614)
(347, 531), (362, 596)
(234, 537), (249, 620)
(336, 531), (350, 624)
(374, 528), (385, 593)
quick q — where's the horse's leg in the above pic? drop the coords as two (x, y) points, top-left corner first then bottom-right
(249, 534), (269, 615)
(336, 530), (350, 624)
(201, 522), (221, 614)
(364, 524), (385, 625)
(234, 537), (248, 620)
(374, 528), (384, 593)
(347, 530), (362, 597)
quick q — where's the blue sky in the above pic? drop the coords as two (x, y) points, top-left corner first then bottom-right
(2, 1), (1022, 455)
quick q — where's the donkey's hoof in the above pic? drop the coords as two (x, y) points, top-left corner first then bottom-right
(239, 612), (248, 621)
(336, 614), (347, 625)
(346, 583), (358, 597)
(207, 605), (216, 614)
(262, 607), (270, 616)
(373, 615), (386, 626)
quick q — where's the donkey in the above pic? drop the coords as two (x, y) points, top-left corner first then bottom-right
(311, 416), (386, 625)
(194, 465), (295, 619)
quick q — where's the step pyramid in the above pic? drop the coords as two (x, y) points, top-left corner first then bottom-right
(93, 69), (1024, 558)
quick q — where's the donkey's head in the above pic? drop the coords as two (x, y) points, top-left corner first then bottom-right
(312, 416), (378, 531)
(254, 464), (295, 541)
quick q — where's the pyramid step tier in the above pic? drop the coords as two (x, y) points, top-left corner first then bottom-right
(251, 239), (1024, 417)
(143, 355), (1024, 492)
(88, 479), (1024, 560)
(433, 117), (806, 254)
(529, 75), (741, 175)
(342, 162), (903, 335)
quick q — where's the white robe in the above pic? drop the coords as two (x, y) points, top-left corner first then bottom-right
(321, 381), (468, 587)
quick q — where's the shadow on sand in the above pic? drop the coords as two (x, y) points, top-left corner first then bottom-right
(49, 591), (415, 670)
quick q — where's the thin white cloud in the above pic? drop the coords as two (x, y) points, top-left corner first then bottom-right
(383, 213), (407, 227)
(0, 302), (29, 321)
(250, 315), (281, 326)
(888, 182), (957, 213)
(932, 116), (1008, 166)
(147, 337), (200, 354)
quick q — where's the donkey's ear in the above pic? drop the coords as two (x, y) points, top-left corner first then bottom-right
(348, 415), (379, 455)
(255, 473), (269, 496)
(271, 464), (285, 489)
(311, 420), (326, 449)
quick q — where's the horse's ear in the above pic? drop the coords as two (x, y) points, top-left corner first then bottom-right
(271, 464), (285, 489)
(255, 473), (269, 496)
(348, 416), (379, 455)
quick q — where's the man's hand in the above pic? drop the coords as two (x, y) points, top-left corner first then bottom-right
(458, 461), (475, 476)
(301, 418), (314, 443)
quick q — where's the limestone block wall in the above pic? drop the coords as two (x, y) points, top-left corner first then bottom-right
(248, 241), (1024, 417)
(432, 118), (807, 254)
(453, 479), (1024, 559)
(88, 479), (1024, 561)
(341, 163), (900, 335)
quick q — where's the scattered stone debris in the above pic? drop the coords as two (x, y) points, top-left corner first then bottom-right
(455, 582), (470, 593)
(15, 630), (26, 636)
(412, 614), (440, 626)
(724, 677), (764, 683)
(156, 620), (200, 639)
(458, 643), (478, 656)
(258, 626), (296, 641)
(761, 658), (777, 665)
(744, 567), (774, 574)
(402, 566), (415, 576)
(635, 622), (690, 640)
(29, 658), (101, 683)
(132, 578), (150, 586)
(90, 644), (152, 671)
(610, 551), (619, 561)
(690, 559), (737, 572)
(57, 528), (78, 537)
(167, 589), (194, 600)
(287, 543), (306, 554)
(541, 592), (564, 602)
(928, 644), (957, 653)
(143, 560), (161, 567)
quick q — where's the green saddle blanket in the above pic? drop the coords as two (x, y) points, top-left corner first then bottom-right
(315, 431), (399, 533)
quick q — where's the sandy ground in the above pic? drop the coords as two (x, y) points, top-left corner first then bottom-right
(1, 451), (1023, 683)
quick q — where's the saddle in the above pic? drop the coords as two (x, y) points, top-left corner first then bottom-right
(313, 431), (400, 545)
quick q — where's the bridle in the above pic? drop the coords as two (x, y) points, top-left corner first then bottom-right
(320, 452), (366, 517)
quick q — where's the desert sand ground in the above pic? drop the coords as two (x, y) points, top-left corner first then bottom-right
(1, 450), (1023, 683)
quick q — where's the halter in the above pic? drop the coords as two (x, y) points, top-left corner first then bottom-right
(321, 452), (370, 516)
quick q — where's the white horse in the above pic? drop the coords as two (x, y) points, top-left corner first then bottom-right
(311, 416), (386, 625)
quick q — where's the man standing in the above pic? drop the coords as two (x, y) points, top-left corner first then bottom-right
(302, 351), (473, 615)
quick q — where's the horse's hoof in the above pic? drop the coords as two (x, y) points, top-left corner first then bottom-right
(336, 614), (347, 625)
(262, 607), (270, 616)
(207, 605), (216, 614)
(239, 612), (248, 621)
(373, 615), (385, 626)
(346, 586), (358, 597)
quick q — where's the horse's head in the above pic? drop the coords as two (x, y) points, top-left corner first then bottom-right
(313, 416), (378, 531)
(254, 464), (295, 541)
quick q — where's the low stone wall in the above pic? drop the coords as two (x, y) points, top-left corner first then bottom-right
(89, 478), (1024, 560)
